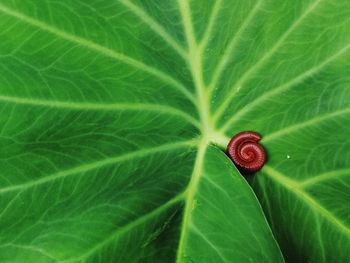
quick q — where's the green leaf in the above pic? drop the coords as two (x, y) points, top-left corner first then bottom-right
(176, 145), (283, 263)
(0, 0), (349, 262)
(0, 0), (283, 262)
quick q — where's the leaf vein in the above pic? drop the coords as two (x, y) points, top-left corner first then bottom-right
(0, 3), (195, 103)
(219, 42), (350, 132)
(119, 0), (187, 59)
(208, 0), (263, 95)
(0, 140), (197, 195)
(263, 108), (350, 142)
(214, 0), (323, 122)
(301, 168), (350, 187)
(263, 165), (350, 237)
(0, 95), (200, 128)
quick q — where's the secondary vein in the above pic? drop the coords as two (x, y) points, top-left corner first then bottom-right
(219, 42), (350, 133)
(263, 108), (350, 142)
(119, 0), (187, 59)
(0, 140), (198, 195)
(0, 3), (195, 103)
(0, 95), (201, 128)
(213, 0), (323, 123)
(263, 165), (350, 237)
(66, 192), (186, 262)
(300, 168), (350, 187)
(208, 0), (263, 95)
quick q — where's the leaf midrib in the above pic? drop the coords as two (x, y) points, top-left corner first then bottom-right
(174, 1), (221, 261)
(176, 0), (212, 134)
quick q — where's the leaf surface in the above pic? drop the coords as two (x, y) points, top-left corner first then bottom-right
(0, 0), (349, 262)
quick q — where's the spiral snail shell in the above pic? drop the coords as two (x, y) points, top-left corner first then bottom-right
(226, 131), (266, 173)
